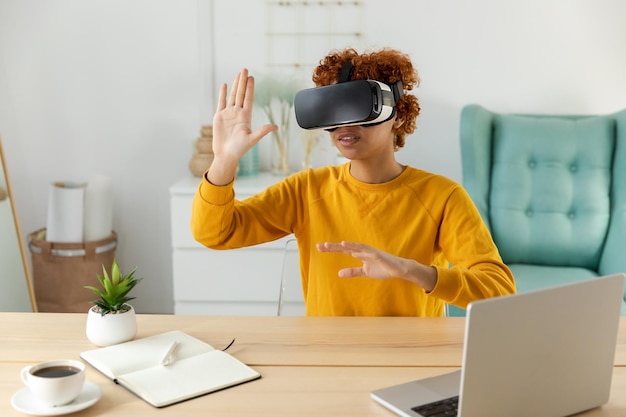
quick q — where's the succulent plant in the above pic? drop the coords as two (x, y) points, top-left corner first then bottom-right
(85, 259), (141, 316)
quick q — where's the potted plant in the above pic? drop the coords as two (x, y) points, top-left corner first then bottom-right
(84, 259), (141, 346)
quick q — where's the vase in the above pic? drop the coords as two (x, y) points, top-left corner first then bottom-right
(188, 126), (214, 177)
(271, 137), (290, 176)
(86, 305), (137, 346)
(238, 144), (259, 177)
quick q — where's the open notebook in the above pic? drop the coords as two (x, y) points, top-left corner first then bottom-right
(80, 330), (260, 407)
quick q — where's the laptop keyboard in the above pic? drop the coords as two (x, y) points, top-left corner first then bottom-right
(411, 396), (458, 416)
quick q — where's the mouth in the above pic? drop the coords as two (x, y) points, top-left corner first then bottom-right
(336, 133), (359, 146)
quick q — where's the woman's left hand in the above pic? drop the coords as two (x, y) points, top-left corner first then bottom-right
(316, 241), (437, 291)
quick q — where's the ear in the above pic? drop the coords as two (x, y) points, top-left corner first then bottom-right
(393, 118), (405, 129)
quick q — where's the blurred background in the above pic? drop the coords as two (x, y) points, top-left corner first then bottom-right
(1, 0), (624, 313)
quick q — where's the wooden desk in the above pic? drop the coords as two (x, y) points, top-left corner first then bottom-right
(2, 314), (626, 416)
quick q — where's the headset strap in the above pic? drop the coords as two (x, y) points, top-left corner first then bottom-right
(338, 60), (353, 83)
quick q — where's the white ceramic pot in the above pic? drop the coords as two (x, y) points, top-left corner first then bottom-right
(85, 305), (137, 346)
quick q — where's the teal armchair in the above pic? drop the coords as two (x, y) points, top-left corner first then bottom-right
(454, 104), (626, 315)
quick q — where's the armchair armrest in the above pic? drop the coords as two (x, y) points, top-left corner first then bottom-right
(600, 108), (626, 301)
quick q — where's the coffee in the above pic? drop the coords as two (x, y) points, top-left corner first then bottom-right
(33, 365), (81, 378)
(21, 359), (86, 407)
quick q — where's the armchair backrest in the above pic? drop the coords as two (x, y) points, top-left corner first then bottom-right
(460, 105), (626, 274)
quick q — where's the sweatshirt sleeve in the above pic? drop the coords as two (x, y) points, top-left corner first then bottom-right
(190, 174), (235, 248)
(428, 186), (516, 308)
(190, 172), (294, 249)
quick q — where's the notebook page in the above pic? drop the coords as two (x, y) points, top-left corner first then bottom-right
(81, 330), (215, 378)
(117, 350), (261, 407)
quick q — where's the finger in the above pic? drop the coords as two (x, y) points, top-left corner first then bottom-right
(340, 241), (369, 251)
(341, 241), (378, 259)
(217, 83), (227, 111)
(249, 124), (278, 144)
(338, 267), (363, 278)
(252, 124), (278, 139)
(235, 68), (249, 107)
(316, 243), (328, 252)
(317, 242), (347, 253)
(243, 75), (256, 110)
(228, 72), (241, 107)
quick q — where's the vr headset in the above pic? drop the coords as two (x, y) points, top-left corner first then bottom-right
(294, 61), (404, 131)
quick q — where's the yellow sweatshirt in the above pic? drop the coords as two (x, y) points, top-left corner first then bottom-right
(191, 164), (515, 316)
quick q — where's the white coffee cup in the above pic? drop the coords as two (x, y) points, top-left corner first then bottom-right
(21, 359), (86, 407)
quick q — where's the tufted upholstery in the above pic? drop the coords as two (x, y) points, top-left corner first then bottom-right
(454, 104), (626, 316)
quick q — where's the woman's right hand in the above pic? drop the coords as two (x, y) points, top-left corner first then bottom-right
(208, 68), (277, 185)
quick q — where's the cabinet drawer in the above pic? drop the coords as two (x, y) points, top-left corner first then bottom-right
(174, 300), (278, 316)
(170, 195), (291, 250)
(170, 195), (203, 248)
(173, 247), (283, 302)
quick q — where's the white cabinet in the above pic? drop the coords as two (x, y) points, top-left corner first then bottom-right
(169, 174), (291, 315)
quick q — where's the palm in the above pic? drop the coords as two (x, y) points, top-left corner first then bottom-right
(212, 107), (256, 160)
(347, 245), (404, 279)
(359, 256), (397, 279)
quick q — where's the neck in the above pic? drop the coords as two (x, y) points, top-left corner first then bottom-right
(348, 159), (405, 184)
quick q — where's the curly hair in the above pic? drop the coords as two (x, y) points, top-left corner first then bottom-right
(311, 48), (421, 148)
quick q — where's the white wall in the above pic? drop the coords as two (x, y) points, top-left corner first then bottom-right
(1, 0), (625, 313)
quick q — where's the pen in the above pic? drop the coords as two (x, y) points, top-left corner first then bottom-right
(160, 340), (178, 366)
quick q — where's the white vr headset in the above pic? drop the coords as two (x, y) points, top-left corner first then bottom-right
(294, 61), (404, 131)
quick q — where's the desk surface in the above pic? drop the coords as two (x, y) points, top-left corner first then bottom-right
(2, 313), (626, 416)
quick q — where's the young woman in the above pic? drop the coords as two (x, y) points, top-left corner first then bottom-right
(191, 48), (515, 316)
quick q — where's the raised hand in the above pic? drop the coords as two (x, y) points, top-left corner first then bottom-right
(208, 69), (277, 185)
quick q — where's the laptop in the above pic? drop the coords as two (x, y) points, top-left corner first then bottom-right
(371, 273), (625, 417)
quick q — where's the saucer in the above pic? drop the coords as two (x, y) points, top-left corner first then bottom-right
(11, 381), (101, 416)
